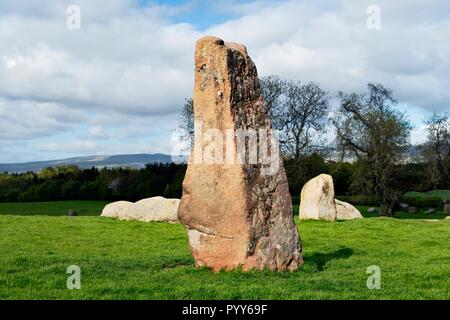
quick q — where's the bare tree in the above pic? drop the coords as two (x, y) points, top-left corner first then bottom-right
(333, 83), (412, 216)
(259, 75), (287, 129)
(178, 98), (194, 150)
(181, 76), (330, 159)
(278, 81), (330, 159)
(422, 112), (450, 188)
(260, 77), (330, 159)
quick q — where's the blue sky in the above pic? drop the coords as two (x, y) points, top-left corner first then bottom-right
(0, 0), (449, 163)
(138, 0), (240, 29)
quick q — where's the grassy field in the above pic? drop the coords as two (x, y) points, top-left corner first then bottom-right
(2, 200), (447, 219)
(0, 201), (449, 299)
(0, 201), (108, 216)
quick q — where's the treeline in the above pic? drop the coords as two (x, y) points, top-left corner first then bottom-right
(0, 164), (186, 203)
(0, 156), (445, 203)
(1, 79), (448, 215)
(285, 156), (445, 200)
(180, 78), (450, 215)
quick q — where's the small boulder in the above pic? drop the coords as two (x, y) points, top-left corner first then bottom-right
(367, 207), (376, 213)
(68, 209), (77, 217)
(399, 203), (409, 210)
(101, 196), (180, 223)
(425, 208), (435, 214)
(299, 174), (336, 221)
(299, 174), (364, 221)
(335, 199), (363, 220)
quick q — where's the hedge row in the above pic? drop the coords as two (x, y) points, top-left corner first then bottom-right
(399, 196), (443, 209)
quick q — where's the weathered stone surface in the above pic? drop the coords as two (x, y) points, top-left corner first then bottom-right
(178, 36), (303, 272)
(101, 196), (180, 223)
(299, 174), (363, 221)
(335, 199), (363, 220)
(299, 174), (337, 221)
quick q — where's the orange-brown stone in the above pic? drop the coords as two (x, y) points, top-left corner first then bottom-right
(178, 36), (303, 272)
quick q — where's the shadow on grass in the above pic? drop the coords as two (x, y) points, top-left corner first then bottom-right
(307, 248), (353, 272)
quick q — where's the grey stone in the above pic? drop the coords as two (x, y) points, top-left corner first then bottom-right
(68, 209), (77, 217)
(101, 197), (180, 223)
(367, 207), (376, 213)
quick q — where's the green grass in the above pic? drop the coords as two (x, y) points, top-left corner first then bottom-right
(404, 190), (450, 201)
(4, 200), (446, 219)
(0, 209), (449, 299)
(0, 201), (108, 216)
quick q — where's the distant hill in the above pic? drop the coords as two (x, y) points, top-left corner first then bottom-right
(0, 154), (178, 173)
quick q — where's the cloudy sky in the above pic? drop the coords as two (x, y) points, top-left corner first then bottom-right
(0, 0), (449, 163)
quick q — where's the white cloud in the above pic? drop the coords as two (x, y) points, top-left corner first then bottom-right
(411, 124), (428, 145)
(207, 0), (450, 111)
(0, 98), (86, 140)
(88, 126), (110, 139)
(256, 43), (328, 75)
(35, 140), (98, 153)
(0, 0), (449, 162)
(0, 1), (200, 117)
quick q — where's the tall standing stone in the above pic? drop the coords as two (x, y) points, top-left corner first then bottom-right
(178, 36), (303, 272)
